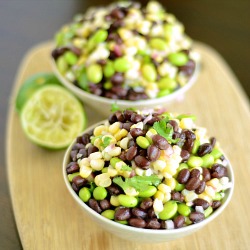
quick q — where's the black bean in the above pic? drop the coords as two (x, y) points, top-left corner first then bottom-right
(115, 111), (125, 122)
(197, 143), (213, 156)
(118, 150), (127, 161)
(210, 137), (216, 148)
(193, 198), (210, 210)
(131, 208), (147, 219)
(195, 180), (206, 194)
(134, 155), (150, 169)
(115, 207), (131, 220)
(145, 116), (160, 126)
(110, 7), (125, 19)
(87, 145), (98, 155)
(127, 89), (148, 101)
(100, 199), (111, 210)
(147, 145), (161, 161)
(146, 218), (161, 229)
(72, 143), (85, 150)
(123, 110), (134, 121)
(106, 185), (121, 195)
(128, 139), (136, 148)
(180, 149), (190, 162)
(140, 198), (153, 210)
(111, 73), (124, 85)
(190, 169), (201, 178)
(78, 148), (88, 159)
(171, 191), (184, 202)
(179, 59), (195, 76)
(147, 207), (156, 218)
(72, 176), (88, 188)
(128, 218), (146, 228)
(212, 201), (222, 210)
(182, 130), (196, 153)
(71, 183), (79, 193)
(185, 177), (201, 191)
(138, 149), (147, 157)
(51, 47), (68, 60)
(189, 212), (205, 223)
(81, 133), (90, 145)
(177, 169), (190, 184)
(88, 199), (102, 213)
(70, 150), (78, 161)
(168, 120), (179, 132)
(174, 215), (185, 228)
(130, 128), (145, 138)
(122, 122), (133, 131)
(152, 134), (170, 150)
(108, 113), (118, 124)
(211, 164), (228, 178)
(66, 162), (79, 174)
(202, 167), (211, 182)
(126, 146), (137, 161)
(130, 113), (143, 123)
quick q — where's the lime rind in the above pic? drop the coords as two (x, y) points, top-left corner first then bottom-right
(20, 85), (86, 149)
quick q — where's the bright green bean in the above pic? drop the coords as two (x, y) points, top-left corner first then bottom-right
(158, 77), (177, 90)
(168, 52), (188, 66)
(114, 57), (131, 72)
(136, 136), (150, 149)
(187, 156), (203, 168)
(64, 51), (78, 65)
(104, 61), (115, 78)
(93, 186), (107, 200)
(191, 139), (200, 154)
(57, 57), (68, 74)
(79, 187), (91, 202)
(159, 201), (178, 220)
(68, 172), (80, 182)
(138, 186), (157, 198)
(101, 209), (115, 220)
(86, 64), (103, 83)
(149, 38), (167, 50)
(202, 154), (214, 168)
(92, 29), (108, 43)
(118, 194), (138, 207)
(210, 148), (223, 160)
(174, 180), (185, 192)
(157, 89), (171, 97)
(110, 157), (121, 168)
(204, 206), (213, 218)
(177, 203), (191, 217)
(142, 64), (157, 82)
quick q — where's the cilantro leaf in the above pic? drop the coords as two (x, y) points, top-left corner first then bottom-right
(113, 175), (161, 192)
(120, 164), (132, 171)
(111, 102), (120, 112)
(102, 137), (112, 148)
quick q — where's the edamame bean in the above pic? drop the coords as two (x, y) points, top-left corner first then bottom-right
(104, 61), (115, 78)
(86, 64), (103, 83)
(158, 77), (177, 90)
(214, 192), (222, 201)
(136, 136), (150, 149)
(177, 203), (191, 216)
(159, 201), (178, 220)
(204, 206), (213, 218)
(115, 220), (128, 225)
(101, 209), (115, 220)
(149, 38), (167, 50)
(210, 148), (223, 159)
(118, 194), (138, 207)
(174, 180), (185, 192)
(103, 82), (112, 90)
(142, 64), (157, 82)
(177, 163), (189, 172)
(191, 139), (200, 154)
(79, 187), (91, 202)
(187, 156), (203, 168)
(202, 154), (214, 168)
(78, 71), (88, 91)
(57, 57), (68, 73)
(114, 57), (131, 72)
(92, 29), (108, 43)
(157, 89), (171, 97)
(93, 186), (108, 200)
(138, 186), (157, 198)
(64, 51), (78, 65)
(68, 172), (80, 182)
(168, 52), (188, 66)
(110, 157), (121, 168)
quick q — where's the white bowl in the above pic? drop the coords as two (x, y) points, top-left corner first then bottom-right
(62, 120), (234, 244)
(52, 58), (200, 118)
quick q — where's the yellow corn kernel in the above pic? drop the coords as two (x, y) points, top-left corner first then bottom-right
(206, 178), (219, 188)
(205, 186), (216, 198)
(79, 158), (90, 168)
(108, 122), (121, 134)
(114, 161), (126, 171)
(93, 138), (102, 148)
(163, 164), (177, 177)
(154, 190), (164, 201)
(135, 167), (145, 176)
(124, 187), (139, 196)
(110, 196), (120, 206)
(94, 173), (112, 187)
(198, 193), (212, 203)
(130, 122), (144, 130)
(180, 118), (194, 130)
(94, 125), (108, 136)
(162, 192), (171, 203)
(90, 159), (105, 171)
(108, 147), (121, 157)
(102, 135), (116, 146)
(164, 178), (176, 190)
(158, 183), (171, 194)
(80, 166), (92, 178)
(114, 129), (128, 141)
(88, 152), (102, 160)
(107, 166), (118, 177)
(102, 151), (112, 161)
(183, 190), (198, 202)
(120, 137), (129, 150)
(153, 160), (166, 172)
(153, 198), (164, 213)
(119, 170), (131, 178)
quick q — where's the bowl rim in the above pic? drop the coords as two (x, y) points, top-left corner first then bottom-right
(51, 51), (201, 106)
(62, 120), (234, 235)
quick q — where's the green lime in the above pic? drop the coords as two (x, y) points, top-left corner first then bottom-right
(15, 72), (61, 113)
(20, 85), (87, 149)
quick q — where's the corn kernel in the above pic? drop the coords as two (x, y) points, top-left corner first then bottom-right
(153, 160), (166, 172)
(206, 178), (219, 188)
(180, 118), (194, 130)
(94, 125), (108, 136)
(88, 152), (102, 160)
(124, 187), (139, 196)
(102, 135), (116, 146)
(163, 163), (177, 176)
(198, 193), (212, 203)
(153, 198), (164, 213)
(154, 190), (164, 201)
(110, 196), (120, 206)
(94, 173), (111, 187)
(102, 151), (112, 161)
(164, 178), (176, 190)
(182, 190), (198, 202)
(108, 122), (121, 134)
(135, 167), (145, 176)
(120, 137), (129, 150)
(114, 129), (128, 141)
(205, 186), (216, 198)
(108, 147), (121, 157)
(80, 166), (92, 178)
(93, 138), (102, 148)
(107, 166), (118, 177)
(130, 122), (144, 130)
(158, 183), (171, 194)
(90, 159), (105, 171)
(79, 158), (90, 168)
(162, 192), (171, 203)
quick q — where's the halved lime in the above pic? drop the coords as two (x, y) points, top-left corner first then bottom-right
(20, 85), (86, 149)
(15, 72), (61, 114)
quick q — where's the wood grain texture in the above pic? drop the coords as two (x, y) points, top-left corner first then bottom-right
(7, 42), (250, 250)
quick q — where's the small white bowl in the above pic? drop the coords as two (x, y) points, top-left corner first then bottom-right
(52, 58), (200, 118)
(62, 120), (234, 243)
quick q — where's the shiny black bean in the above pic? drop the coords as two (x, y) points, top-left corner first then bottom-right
(66, 162), (79, 174)
(190, 169), (201, 178)
(128, 218), (146, 228)
(122, 122), (133, 131)
(51, 47), (68, 60)
(126, 146), (137, 161)
(182, 130), (196, 153)
(134, 155), (150, 169)
(210, 137), (216, 148)
(106, 185), (122, 195)
(72, 176), (88, 188)
(177, 169), (190, 184)
(202, 168), (211, 182)
(71, 183), (79, 193)
(197, 143), (213, 156)
(195, 180), (206, 194)
(100, 199), (111, 210)
(147, 207), (157, 218)
(72, 143), (85, 150)
(128, 139), (136, 148)
(78, 148), (88, 159)
(212, 201), (222, 209)
(88, 199), (102, 213)
(179, 59), (195, 76)
(130, 128), (145, 138)
(123, 110), (134, 121)
(87, 145), (98, 155)
(180, 149), (190, 162)
(145, 116), (160, 126)
(185, 177), (201, 191)
(70, 150), (78, 161)
(111, 72), (124, 85)
(189, 212), (205, 223)
(110, 7), (125, 19)
(174, 215), (185, 228)
(130, 113), (143, 123)
(211, 164), (228, 178)
(146, 218), (161, 229)
(115, 111), (125, 122)
(171, 191), (184, 202)
(168, 120), (179, 132)
(152, 134), (170, 150)
(108, 113), (118, 124)
(147, 145), (160, 161)
(131, 208), (147, 219)
(118, 150), (127, 161)
(115, 207), (131, 220)
(140, 198), (153, 210)
(193, 198), (210, 210)
(81, 133), (90, 145)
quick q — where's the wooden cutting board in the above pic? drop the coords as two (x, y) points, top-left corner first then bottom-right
(7, 41), (250, 250)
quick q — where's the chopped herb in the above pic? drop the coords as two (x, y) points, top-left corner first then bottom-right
(111, 102), (120, 112)
(102, 136), (112, 148)
(113, 175), (161, 192)
(177, 114), (196, 121)
(120, 164), (132, 171)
